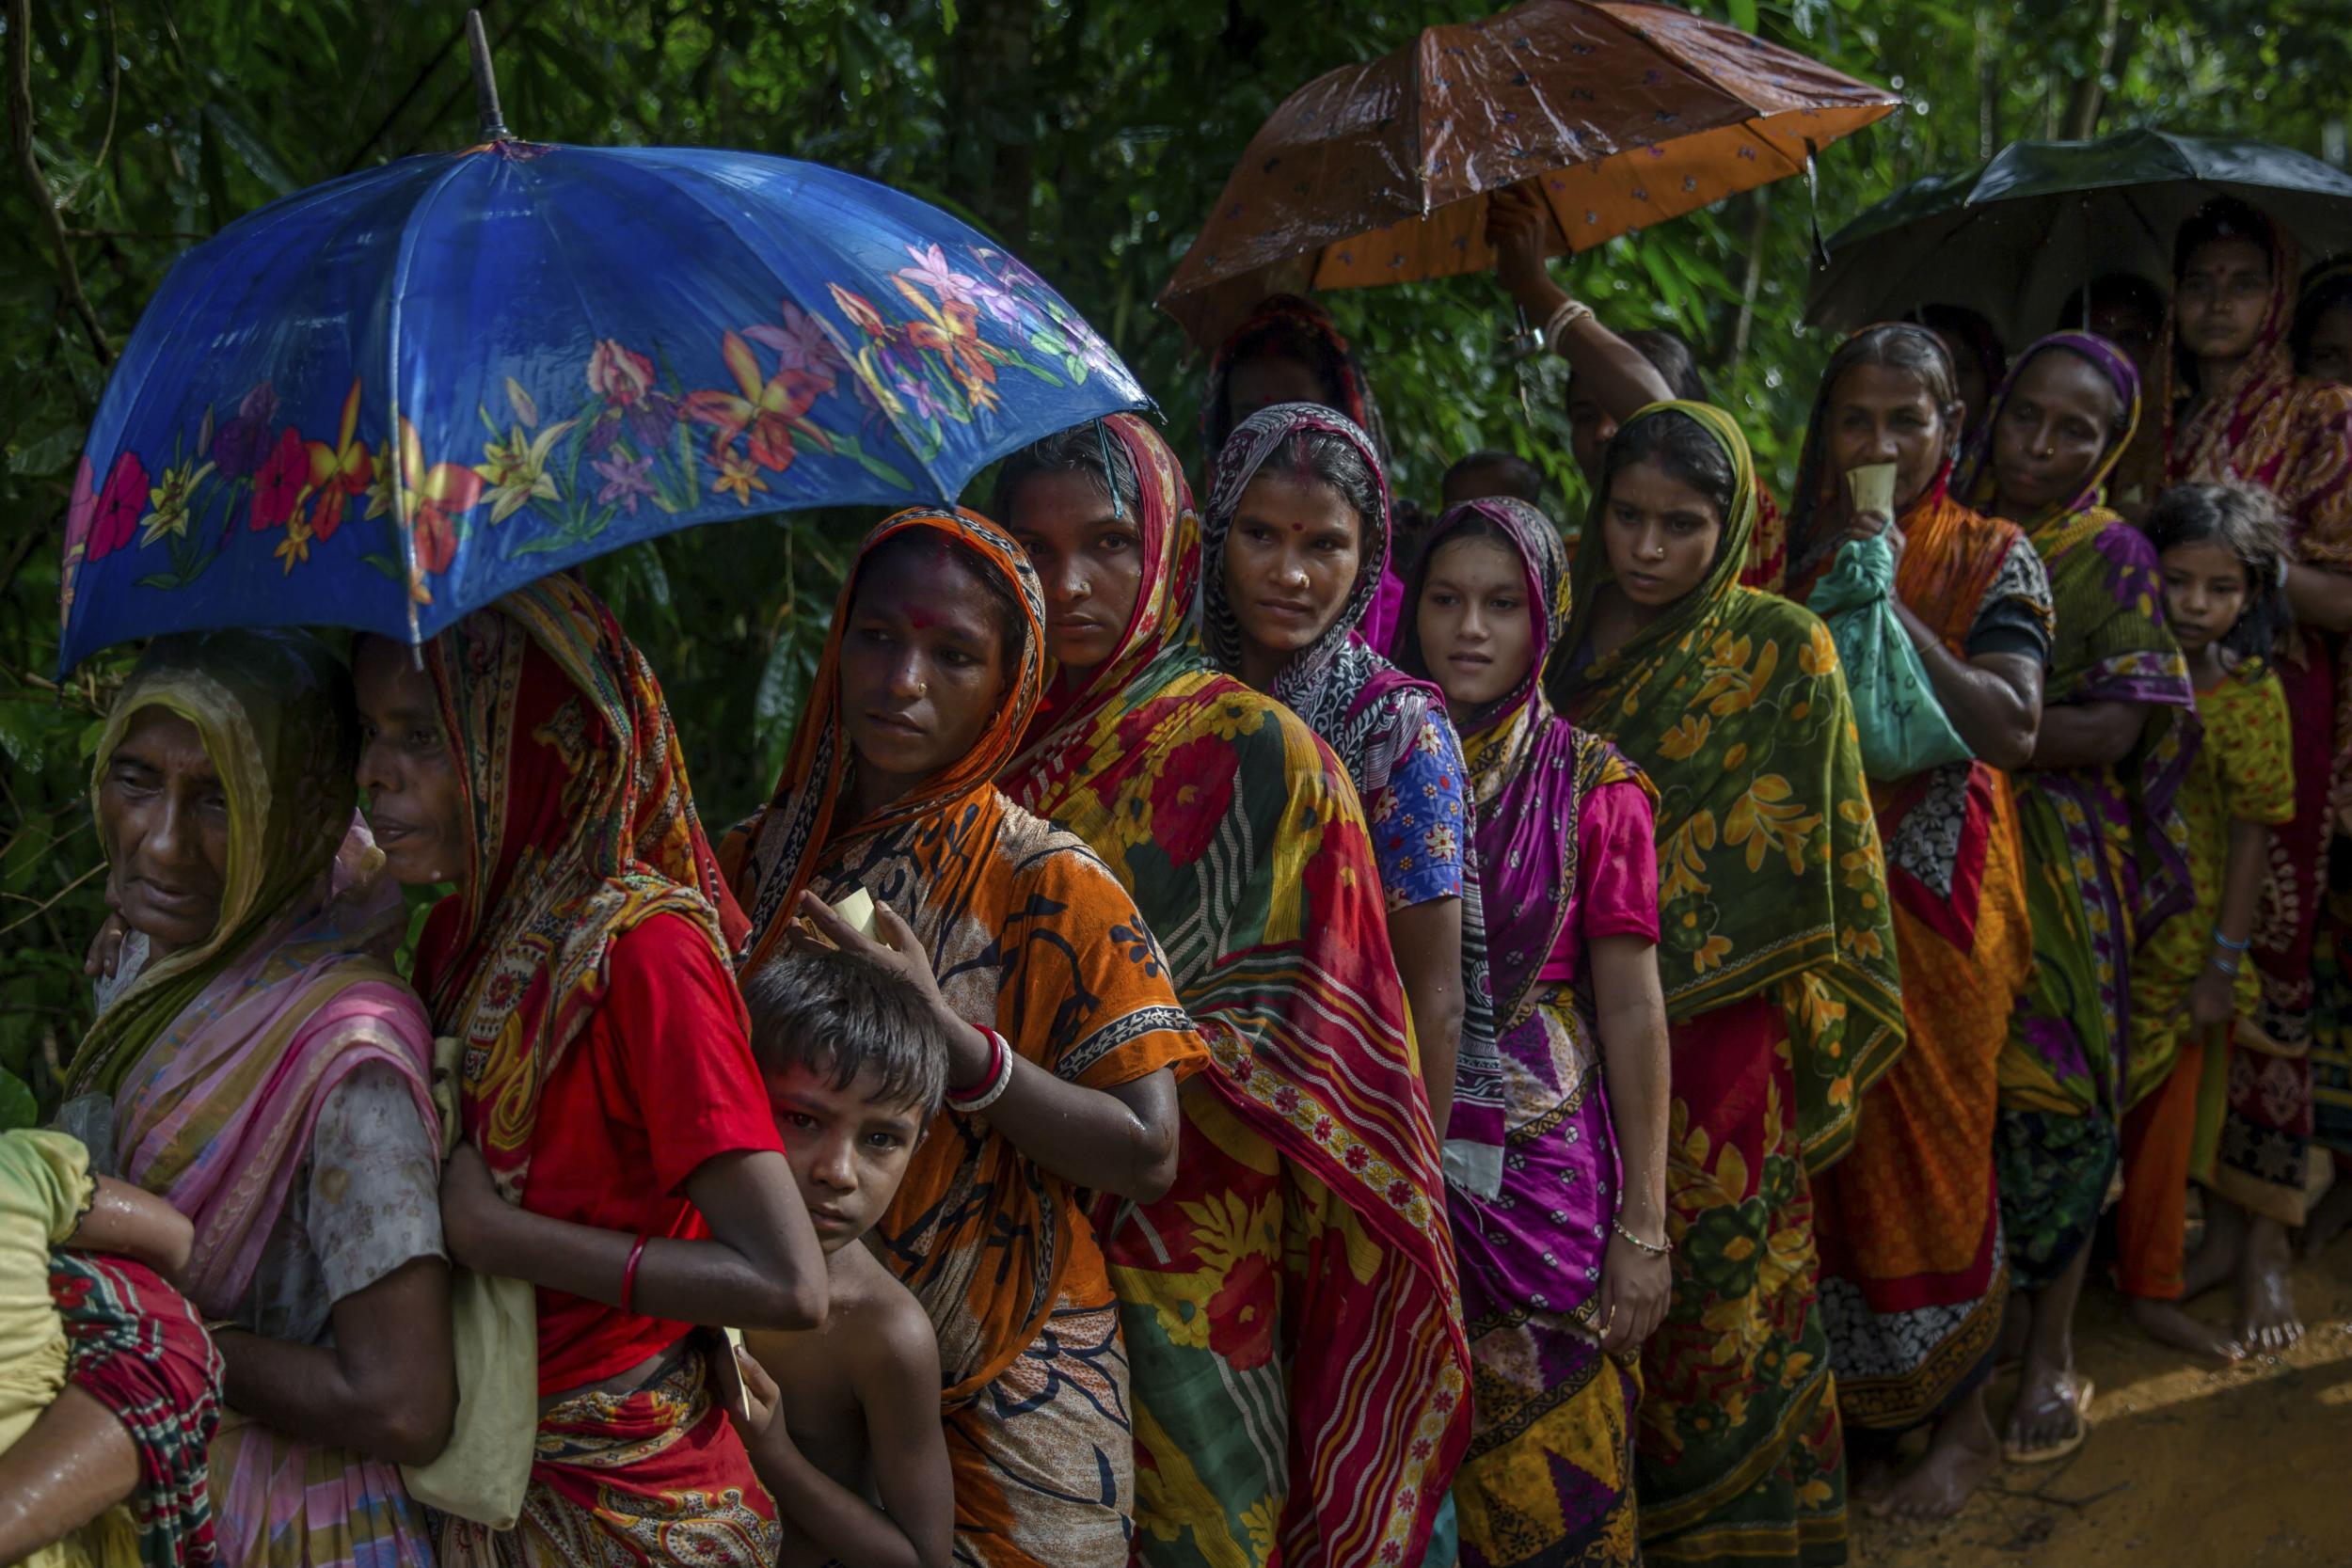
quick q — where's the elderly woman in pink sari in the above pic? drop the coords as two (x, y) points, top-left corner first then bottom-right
(60, 629), (453, 1567)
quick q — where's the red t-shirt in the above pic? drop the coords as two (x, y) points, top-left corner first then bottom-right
(521, 911), (784, 1395)
(1536, 778), (1661, 986)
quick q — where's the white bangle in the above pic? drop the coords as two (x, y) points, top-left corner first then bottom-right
(947, 1025), (1015, 1114)
(1543, 297), (1595, 351)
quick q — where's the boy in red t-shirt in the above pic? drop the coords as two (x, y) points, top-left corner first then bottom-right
(729, 943), (955, 1568)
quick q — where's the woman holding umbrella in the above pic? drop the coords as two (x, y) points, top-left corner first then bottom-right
(1552, 402), (1903, 1566)
(2159, 196), (2352, 1349)
(995, 415), (1471, 1568)
(1777, 324), (2055, 1498)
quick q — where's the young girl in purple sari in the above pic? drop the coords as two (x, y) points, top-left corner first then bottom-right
(1397, 498), (1673, 1566)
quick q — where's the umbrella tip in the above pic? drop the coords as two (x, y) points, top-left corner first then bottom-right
(466, 9), (512, 144)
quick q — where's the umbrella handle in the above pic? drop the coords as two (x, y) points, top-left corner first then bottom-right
(467, 9), (512, 144)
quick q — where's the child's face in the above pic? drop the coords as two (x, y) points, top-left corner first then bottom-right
(763, 1061), (928, 1255)
(2160, 539), (2252, 657)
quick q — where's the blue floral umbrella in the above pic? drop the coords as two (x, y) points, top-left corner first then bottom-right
(57, 140), (1148, 673)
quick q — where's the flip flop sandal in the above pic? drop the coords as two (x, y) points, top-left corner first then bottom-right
(2002, 1375), (2094, 1465)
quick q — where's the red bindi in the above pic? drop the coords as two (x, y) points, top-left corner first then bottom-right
(905, 605), (937, 629)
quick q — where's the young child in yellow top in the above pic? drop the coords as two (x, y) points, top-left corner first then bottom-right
(2119, 482), (2296, 1362)
(730, 929), (956, 1568)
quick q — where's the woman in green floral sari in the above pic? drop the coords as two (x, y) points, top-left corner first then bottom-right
(1550, 403), (1904, 1568)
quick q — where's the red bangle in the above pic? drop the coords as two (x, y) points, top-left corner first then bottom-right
(621, 1231), (651, 1315)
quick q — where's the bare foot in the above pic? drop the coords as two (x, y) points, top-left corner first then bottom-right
(2125, 1295), (2246, 1363)
(2238, 1218), (2303, 1354)
(1869, 1391), (1999, 1522)
(2301, 1178), (2352, 1259)
(2004, 1359), (2090, 1461)
(2182, 1199), (2244, 1301)
(1849, 1434), (1902, 1505)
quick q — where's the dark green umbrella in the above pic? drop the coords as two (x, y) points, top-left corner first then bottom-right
(1806, 128), (2352, 340)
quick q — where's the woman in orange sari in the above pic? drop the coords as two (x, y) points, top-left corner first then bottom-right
(1779, 325), (2053, 1509)
(727, 507), (1207, 1568)
(2160, 198), (2352, 1338)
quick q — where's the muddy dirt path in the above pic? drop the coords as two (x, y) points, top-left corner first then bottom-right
(1854, 1241), (2352, 1565)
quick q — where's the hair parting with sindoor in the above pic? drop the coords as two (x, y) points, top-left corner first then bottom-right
(854, 525), (1025, 669)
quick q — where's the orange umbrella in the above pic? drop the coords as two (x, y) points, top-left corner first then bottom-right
(1160, 0), (1897, 347)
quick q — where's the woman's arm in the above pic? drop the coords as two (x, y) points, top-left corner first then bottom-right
(0, 1386), (139, 1564)
(1586, 933), (1672, 1354)
(1488, 186), (1672, 419)
(213, 1256), (456, 1465)
(735, 1311), (953, 1568)
(65, 1176), (194, 1284)
(2286, 562), (2352, 634)
(791, 894), (1185, 1203)
(2187, 818), (2271, 1030)
(2027, 701), (2153, 772)
(1891, 610), (2043, 768)
(1386, 896), (1465, 1142)
(440, 1144), (827, 1332)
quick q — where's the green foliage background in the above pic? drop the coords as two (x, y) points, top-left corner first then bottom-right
(4, 0), (2347, 1120)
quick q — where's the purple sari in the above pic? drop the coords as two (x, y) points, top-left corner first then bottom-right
(1200, 402), (1506, 1194)
(1395, 497), (1654, 1567)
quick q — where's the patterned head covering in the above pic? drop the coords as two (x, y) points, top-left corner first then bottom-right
(1200, 293), (1391, 466)
(1199, 400), (1432, 796)
(70, 629), (365, 1096)
(1952, 330), (2143, 536)
(1395, 496), (1568, 737)
(411, 577), (739, 1198)
(727, 507), (1047, 973)
(1009, 415), (1200, 783)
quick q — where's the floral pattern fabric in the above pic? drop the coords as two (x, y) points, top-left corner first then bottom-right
(1374, 714), (1472, 910)
(1000, 416), (1470, 1568)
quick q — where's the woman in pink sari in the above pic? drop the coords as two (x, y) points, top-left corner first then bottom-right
(62, 628), (453, 1567)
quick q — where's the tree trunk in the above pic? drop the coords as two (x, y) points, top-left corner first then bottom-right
(945, 0), (1040, 245)
(2061, 0), (2126, 140)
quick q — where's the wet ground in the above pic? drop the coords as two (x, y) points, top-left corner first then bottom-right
(1856, 1239), (2352, 1564)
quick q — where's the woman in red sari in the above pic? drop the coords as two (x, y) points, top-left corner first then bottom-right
(352, 578), (831, 1566)
(993, 416), (1470, 1568)
(2159, 197), (2352, 1346)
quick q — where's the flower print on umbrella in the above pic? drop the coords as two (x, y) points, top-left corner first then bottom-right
(303, 378), (373, 540)
(743, 302), (846, 379)
(371, 417), (485, 596)
(898, 244), (981, 311)
(583, 340), (681, 459)
(685, 330), (831, 472)
(251, 429), (310, 532)
(211, 381), (278, 479)
(712, 448), (769, 506)
(592, 451), (658, 515)
(473, 378), (579, 524)
(141, 454), (216, 546)
(828, 283), (893, 341)
(88, 454), (150, 561)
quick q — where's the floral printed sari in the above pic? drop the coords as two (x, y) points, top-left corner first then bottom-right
(1555, 403), (1903, 1566)
(2163, 211), (2352, 1217)
(412, 580), (779, 1568)
(1000, 417), (1470, 1568)
(1396, 498), (1651, 1568)
(730, 506), (1207, 1568)
(64, 631), (441, 1568)
(1952, 336), (2200, 1288)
